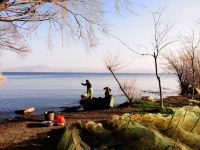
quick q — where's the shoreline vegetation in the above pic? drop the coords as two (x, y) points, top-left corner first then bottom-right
(0, 95), (200, 150)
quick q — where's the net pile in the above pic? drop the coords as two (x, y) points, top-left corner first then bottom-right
(57, 126), (90, 150)
(57, 106), (200, 150)
(108, 106), (200, 150)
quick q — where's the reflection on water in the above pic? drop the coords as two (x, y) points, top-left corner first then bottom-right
(0, 72), (179, 118)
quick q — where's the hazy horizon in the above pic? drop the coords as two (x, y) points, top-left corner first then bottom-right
(3, 65), (169, 73)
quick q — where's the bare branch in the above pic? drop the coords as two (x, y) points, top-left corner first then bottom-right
(104, 53), (136, 102)
(0, 23), (30, 54)
(108, 33), (150, 56)
(164, 31), (200, 96)
(0, 0), (132, 53)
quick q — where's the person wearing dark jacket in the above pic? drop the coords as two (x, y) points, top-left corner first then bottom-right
(81, 80), (93, 99)
(103, 87), (112, 99)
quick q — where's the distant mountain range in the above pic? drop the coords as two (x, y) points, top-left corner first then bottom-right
(4, 65), (155, 73)
(4, 65), (106, 73)
(4, 65), (56, 72)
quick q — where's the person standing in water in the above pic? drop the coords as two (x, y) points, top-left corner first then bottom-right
(81, 80), (93, 99)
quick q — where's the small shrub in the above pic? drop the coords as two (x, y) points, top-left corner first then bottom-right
(134, 100), (160, 108)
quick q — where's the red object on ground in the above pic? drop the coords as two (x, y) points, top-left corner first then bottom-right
(55, 115), (66, 124)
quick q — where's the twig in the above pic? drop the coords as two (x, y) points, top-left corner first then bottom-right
(190, 117), (200, 132)
(165, 111), (176, 131)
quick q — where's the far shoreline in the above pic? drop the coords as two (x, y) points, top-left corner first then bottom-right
(2, 71), (176, 75)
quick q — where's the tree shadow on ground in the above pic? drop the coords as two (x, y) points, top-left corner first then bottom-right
(1, 128), (65, 150)
(26, 122), (46, 128)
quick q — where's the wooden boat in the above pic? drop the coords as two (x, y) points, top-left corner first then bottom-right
(15, 107), (35, 115)
(80, 96), (114, 111)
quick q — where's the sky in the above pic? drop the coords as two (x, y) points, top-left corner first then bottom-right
(1, 0), (200, 73)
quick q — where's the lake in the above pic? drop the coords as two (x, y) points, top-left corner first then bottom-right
(0, 72), (179, 120)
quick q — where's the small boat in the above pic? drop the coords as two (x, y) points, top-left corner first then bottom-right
(80, 96), (114, 111)
(15, 107), (35, 115)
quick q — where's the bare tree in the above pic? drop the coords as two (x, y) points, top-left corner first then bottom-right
(0, 0), (131, 54)
(165, 32), (200, 97)
(183, 32), (200, 98)
(149, 9), (175, 108)
(105, 54), (137, 103)
(121, 80), (138, 101)
(164, 50), (190, 95)
(110, 9), (174, 109)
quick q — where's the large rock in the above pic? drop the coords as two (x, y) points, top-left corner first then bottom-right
(141, 96), (155, 101)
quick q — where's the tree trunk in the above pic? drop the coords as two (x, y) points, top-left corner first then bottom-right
(108, 68), (132, 102)
(180, 82), (189, 95)
(154, 52), (163, 109)
(192, 51), (195, 99)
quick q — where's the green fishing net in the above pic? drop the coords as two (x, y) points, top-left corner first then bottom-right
(57, 106), (200, 150)
(108, 106), (200, 150)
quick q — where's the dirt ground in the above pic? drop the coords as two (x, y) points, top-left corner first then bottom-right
(0, 107), (143, 150)
(0, 96), (199, 150)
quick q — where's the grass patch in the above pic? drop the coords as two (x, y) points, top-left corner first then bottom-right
(134, 100), (160, 108)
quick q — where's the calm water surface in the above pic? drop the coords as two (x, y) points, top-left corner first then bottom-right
(0, 72), (179, 120)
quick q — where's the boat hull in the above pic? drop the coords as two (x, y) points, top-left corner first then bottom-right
(80, 96), (114, 111)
